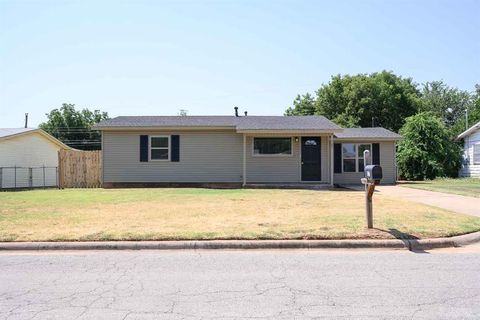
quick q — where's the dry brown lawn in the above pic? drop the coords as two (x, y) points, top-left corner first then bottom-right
(1, 188), (479, 241)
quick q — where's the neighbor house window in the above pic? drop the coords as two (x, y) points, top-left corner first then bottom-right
(150, 136), (170, 160)
(342, 143), (371, 172)
(253, 138), (292, 156)
(474, 144), (480, 165)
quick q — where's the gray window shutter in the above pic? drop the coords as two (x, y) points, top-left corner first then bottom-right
(171, 135), (180, 162)
(372, 143), (380, 165)
(140, 135), (148, 162)
(334, 143), (342, 173)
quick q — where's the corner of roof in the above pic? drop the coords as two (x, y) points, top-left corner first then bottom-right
(457, 120), (480, 140)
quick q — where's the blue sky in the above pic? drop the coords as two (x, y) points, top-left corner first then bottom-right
(0, 0), (479, 127)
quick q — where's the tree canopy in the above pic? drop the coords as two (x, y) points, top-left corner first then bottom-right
(285, 93), (316, 116)
(39, 103), (109, 150)
(284, 71), (478, 180)
(397, 112), (461, 180)
(466, 84), (480, 129)
(419, 81), (473, 136)
(285, 71), (421, 132)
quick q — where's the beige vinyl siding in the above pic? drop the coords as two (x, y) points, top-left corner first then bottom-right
(0, 132), (60, 188)
(103, 131), (243, 183)
(333, 141), (397, 184)
(103, 132), (332, 184)
(460, 130), (480, 178)
(246, 135), (330, 183)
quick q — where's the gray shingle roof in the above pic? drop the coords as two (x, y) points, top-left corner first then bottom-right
(0, 128), (36, 138)
(94, 115), (342, 131)
(94, 116), (238, 128)
(236, 116), (341, 130)
(334, 128), (402, 140)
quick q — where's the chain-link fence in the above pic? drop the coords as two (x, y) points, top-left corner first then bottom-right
(0, 166), (58, 190)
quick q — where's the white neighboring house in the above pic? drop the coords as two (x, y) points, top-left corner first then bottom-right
(0, 128), (71, 188)
(457, 121), (480, 178)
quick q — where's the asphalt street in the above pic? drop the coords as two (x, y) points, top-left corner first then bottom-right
(1, 246), (480, 320)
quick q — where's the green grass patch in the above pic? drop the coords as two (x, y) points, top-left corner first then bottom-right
(0, 188), (479, 241)
(400, 178), (480, 197)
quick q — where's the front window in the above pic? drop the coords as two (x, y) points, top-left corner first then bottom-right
(150, 136), (170, 160)
(253, 138), (292, 156)
(357, 144), (371, 170)
(342, 144), (356, 172)
(342, 143), (371, 172)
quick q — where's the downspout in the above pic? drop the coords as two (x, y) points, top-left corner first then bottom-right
(101, 131), (104, 187)
(330, 134), (334, 186)
(242, 134), (246, 187)
(394, 141), (397, 183)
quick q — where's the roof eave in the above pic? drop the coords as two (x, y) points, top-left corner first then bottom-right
(456, 121), (480, 140)
(236, 128), (343, 134)
(333, 137), (402, 141)
(0, 129), (72, 149)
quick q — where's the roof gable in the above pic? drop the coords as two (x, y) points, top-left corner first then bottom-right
(457, 121), (480, 140)
(0, 128), (36, 138)
(0, 128), (71, 149)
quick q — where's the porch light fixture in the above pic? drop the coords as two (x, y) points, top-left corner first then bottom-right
(295, 137), (299, 142)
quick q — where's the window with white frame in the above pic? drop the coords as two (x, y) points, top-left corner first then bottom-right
(150, 136), (170, 160)
(474, 144), (480, 165)
(342, 143), (371, 172)
(253, 138), (292, 156)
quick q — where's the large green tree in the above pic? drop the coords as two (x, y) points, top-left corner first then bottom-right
(285, 93), (316, 116)
(419, 81), (473, 136)
(39, 103), (109, 150)
(397, 112), (461, 180)
(464, 84), (480, 130)
(285, 71), (421, 132)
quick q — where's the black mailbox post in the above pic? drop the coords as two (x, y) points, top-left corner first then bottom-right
(361, 151), (383, 229)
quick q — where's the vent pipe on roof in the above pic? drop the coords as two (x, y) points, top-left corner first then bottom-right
(24, 113), (28, 128)
(234, 107), (239, 117)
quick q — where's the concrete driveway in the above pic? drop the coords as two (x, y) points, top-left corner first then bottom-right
(349, 185), (480, 217)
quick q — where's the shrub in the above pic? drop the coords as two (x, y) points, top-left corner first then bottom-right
(397, 112), (461, 180)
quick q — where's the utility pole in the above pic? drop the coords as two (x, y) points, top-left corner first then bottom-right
(466, 108), (469, 130)
(24, 113), (28, 128)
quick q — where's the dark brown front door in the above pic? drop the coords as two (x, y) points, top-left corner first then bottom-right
(301, 137), (321, 181)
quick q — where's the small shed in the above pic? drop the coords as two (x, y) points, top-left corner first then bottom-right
(457, 121), (480, 178)
(0, 128), (70, 188)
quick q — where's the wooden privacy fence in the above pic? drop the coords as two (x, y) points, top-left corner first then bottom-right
(58, 149), (102, 188)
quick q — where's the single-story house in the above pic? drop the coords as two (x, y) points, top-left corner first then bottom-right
(0, 128), (70, 188)
(457, 120), (480, 178)
(93, 115), (402, 187)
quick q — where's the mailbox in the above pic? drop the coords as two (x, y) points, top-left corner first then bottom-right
(364, 165), (382, 184)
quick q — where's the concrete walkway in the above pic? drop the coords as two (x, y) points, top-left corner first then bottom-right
(349, 185), (480, 217)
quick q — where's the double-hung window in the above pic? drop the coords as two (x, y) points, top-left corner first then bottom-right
(253, 138), (292, 156)
(342, 143), (371, 172)
(150, 136), (170, 161)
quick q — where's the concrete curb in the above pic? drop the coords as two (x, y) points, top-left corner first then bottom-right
(0, 231), (479, 251)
